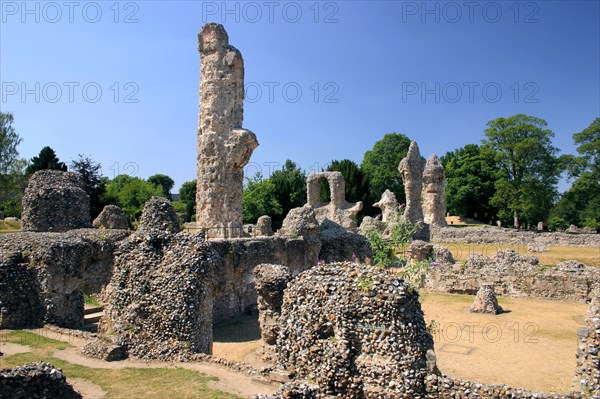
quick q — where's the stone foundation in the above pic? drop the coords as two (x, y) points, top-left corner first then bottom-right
(426, 250), (600, 302)
(432, 226), (600, 248)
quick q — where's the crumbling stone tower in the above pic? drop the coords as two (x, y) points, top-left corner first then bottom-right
(195, 23), (259, 238)
(398, 141), (426, 224)
(422, 154), (447, 227)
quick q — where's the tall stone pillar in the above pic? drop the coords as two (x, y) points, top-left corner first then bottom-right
(398, 141), (426, 224)
(196, 23), (259, 238)
(422, 154), (447, 227)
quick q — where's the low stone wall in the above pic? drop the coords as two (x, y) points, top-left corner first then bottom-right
(425, 250), (600, 302)
(0, 362), (82, 399)
(0, 229), (128, 328)
(432, 226), (600, 248)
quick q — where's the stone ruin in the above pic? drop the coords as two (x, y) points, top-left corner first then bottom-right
(426, 250), (600, 302)
(259, 261), (599, 399)
(254, 215), (274, 237)
(100, 230), (218, 358)
(398, 141), (426, 225)
(422, 154), (447, 227)
(306, 171), (363, 231)
(253, 263), (291, 345)
(195, 22), (259, 239)
(0, 229), (127, 329)
(273, 262), (435, 398)
(398, 141), (447, 228)
(0, 361), (82, 399)
(21, 170), (91, 232)
(92, 204), (128, 230)
(470, 283), (503, 314)
(574, 290), (600, 397)
(3, 21), (600, 399)
(138, 196), (181, 233)
(373, 189), (399, 223)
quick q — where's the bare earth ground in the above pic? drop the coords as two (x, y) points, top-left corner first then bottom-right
(421, 293), (587, 393)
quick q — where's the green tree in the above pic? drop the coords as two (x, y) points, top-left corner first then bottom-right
(148, 174), (175, 200)
(573, 117), (600, 177)
(0, 112), (27, 217)
(269, 160), (306, 226)
(26, 146), (67, 174)
(0, 159), (27, 218)
(483, 114), (561, 228)
(322, 159), (369, 204)
(550, 173), (600, 229)
(441, 144), (498, 222)
(550, 119), (600, 229)
(360, 133), (412, 213)
(178, 180), (197, 221)
(71, 154), (107, 219)
(0, 112), (22, 175)
(102, 175), (163, 226)
(242, 173), (282, 224)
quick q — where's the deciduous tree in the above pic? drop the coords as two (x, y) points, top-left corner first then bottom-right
(483, 114), (561, 228)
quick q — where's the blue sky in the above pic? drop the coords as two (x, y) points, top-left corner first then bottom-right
(1, 0), (599, 192)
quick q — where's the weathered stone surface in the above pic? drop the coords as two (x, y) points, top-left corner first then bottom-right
(101, 231), (218, 358)
(373, 189), (399, 223)
(254, 264), (291, 345)
(195, 23), (258, 238)
(426, 250), (600, 302)
(306, 172), (363, 231)
(138, 196), (181, 233)
(357, 216), (385, 236)
(574, 290), (600, 396)
(422, 154), (447, 227)
(254, 215), (273, 237)
(21, 170), (91, 232)
(0, 229), (127, 329)
(276, 262), (434, 398)
(81, 338), (127, 361)
(92, 205), (128, 230)
(470, 284), (503, 314)
(278, 205), (320, 243)
(398, 141), (426, 225)
(0, 361), (82, 399)
(318, 220), (373, 264)
(432, 244), (455, 265)
(407, 240), (433, 265)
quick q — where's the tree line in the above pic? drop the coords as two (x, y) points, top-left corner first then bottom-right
(1, 111), (598, 230)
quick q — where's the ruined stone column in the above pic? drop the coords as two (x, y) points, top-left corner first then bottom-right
(398, 141), (426, 224)
(196, 23), (259, 238)
(422, 154), (447, 227)
(373, 189), (399, 223)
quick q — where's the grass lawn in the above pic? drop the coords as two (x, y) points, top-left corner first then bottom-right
(437, 242), (600, 267)
(1, 330), (242, 399)
(0, 219), (21, 234)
